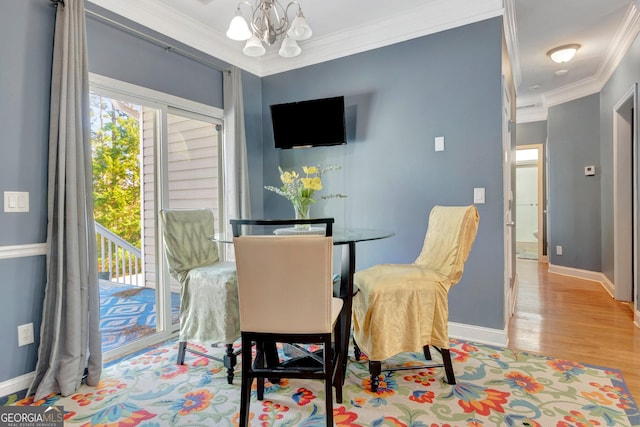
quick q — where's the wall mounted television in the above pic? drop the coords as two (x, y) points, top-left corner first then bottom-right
(270, 96), (346, 149)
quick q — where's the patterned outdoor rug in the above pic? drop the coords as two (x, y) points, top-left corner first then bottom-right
(10, 338), (639, 426)
(100, 281), (180, 353)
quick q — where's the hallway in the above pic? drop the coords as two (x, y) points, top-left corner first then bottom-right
(508, 260), (640, 401)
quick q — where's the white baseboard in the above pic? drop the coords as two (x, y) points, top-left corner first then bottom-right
(0, 372), (33, 399)
(449, 322), (508, 347)
(548, 263), (615, 297)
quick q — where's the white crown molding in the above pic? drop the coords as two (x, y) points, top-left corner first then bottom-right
(595, 1), (640, 91)
(260, 0), (504, 76)
(89, 0), (503, 78)
(518, 2), (640, 122)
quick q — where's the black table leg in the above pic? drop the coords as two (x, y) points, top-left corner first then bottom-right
(339, 241), (355, 378)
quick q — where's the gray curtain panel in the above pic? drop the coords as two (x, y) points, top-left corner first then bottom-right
(29, 0), (102, 400)
(223, 66), (251, 230)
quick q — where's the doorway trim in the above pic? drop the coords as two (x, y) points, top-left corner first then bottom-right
(516, 144), (544, 261)
(613, 83), (637, 306)
(503, 77), (517, 323)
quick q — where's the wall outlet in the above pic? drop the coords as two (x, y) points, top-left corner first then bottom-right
(556, 245), (563, 256)
(18, 323), (34, 346)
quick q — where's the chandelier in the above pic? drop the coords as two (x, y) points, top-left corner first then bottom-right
(226, 0), (312, 58)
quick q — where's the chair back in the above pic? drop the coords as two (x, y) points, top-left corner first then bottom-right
(159, 208), (220, 283)
(231, 218), (334, 334)
(413, 205), (479, 284)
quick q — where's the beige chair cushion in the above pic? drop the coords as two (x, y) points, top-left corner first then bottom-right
(233, 235), (341, 334)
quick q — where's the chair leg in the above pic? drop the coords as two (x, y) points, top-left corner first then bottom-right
(324, 338), (334, 427)
(334, 360), (343, 404)
(353, 341), (361, 361)
(257, 377), (265, 401)
(423, 345), (432, 361)
(262, 341), (280, 385)
(369, 360), (382, 393)
(177, 341), (187, 365)
(254, 341), (265, 401)
(224, 343), (237, 384)
(441, 348), (456, 385)
(239, 339), (252, 427)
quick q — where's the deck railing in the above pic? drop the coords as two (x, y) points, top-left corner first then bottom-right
(96, 222), (143, 287)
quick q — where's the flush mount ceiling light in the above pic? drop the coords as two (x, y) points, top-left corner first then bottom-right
(226, 0), (312, 58)
(547, 44), (580, 64)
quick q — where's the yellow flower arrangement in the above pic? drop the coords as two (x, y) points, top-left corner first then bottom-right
(265, 165), (346, 219)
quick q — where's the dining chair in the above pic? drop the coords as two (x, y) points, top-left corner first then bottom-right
(231, 218), (344, 427)
(352, 205), (479, 392)
(159, 208), (241, 384)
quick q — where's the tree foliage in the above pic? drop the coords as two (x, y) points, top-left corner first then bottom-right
(90, 95), (141, 248)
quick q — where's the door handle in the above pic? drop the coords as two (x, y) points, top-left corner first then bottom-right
(506, 221), (515, 227)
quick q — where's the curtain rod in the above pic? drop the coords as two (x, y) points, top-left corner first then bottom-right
(83, 8), (229, 73)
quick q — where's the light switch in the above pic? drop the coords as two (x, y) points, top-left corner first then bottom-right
(434, 136), (445, 152)
(4, 191), (29, 212)
(473, 187), (485, 204)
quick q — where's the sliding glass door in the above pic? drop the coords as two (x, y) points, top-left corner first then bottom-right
(90, 76), (225, 361)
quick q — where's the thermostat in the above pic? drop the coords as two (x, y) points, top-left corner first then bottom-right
(585, 165), (596, 176)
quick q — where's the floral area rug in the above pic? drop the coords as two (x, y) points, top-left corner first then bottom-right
(11, 338), (639, 426)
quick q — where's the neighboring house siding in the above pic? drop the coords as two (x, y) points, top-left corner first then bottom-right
(143, 110), (223, 291)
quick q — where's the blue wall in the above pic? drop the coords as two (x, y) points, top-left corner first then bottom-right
(0, 0), (55, 385)
(547, 94), (601, 270)
(260, 18), (506, 330)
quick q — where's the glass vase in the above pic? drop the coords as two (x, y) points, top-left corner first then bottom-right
(294, 203), (311, 230)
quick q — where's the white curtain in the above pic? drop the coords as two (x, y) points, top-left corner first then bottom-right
(29, 0), (102, 400)
(223, 67), (251, 227)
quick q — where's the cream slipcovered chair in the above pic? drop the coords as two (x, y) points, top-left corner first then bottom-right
(231, 218), (344, 427)
(159, 208), (240, 384)
(352, 205), (479, 392)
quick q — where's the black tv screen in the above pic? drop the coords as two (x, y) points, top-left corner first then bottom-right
(271, 96), (346, 149)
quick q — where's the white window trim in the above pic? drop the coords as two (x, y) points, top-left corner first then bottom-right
(89, 73), (224, 120)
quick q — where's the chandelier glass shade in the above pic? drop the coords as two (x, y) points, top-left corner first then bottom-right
(226, 0), (312, 58)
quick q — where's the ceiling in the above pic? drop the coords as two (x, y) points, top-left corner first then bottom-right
(88, 0), (640, 122)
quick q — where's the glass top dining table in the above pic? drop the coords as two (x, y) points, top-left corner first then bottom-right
(212, 227), (394, 245)
(213, 226), (395, 375)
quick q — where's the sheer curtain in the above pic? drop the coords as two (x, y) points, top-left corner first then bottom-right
(223, 67), (251, 228)
(29, 0), (102, 400)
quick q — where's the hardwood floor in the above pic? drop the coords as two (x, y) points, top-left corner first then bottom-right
(508, 259), (640, 402)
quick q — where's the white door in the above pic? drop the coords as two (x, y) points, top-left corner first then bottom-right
(503, 79), (516, 322)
